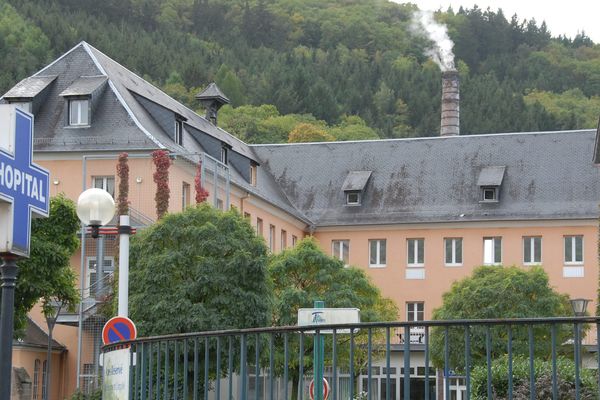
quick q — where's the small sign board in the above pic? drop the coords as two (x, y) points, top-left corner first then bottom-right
(0, 104), (49, 257)
(102, 348), (131, 400)
(102, 316), (137, 345)
(297, 308), (360, 334)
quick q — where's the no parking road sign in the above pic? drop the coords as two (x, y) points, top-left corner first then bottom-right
(102, 316), (137, 345)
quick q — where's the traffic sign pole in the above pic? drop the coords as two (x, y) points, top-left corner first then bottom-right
(313, 301), (325, 400)
(0, 256), (18, 400)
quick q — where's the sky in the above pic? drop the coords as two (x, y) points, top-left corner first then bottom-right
(407, 0), (600, 43)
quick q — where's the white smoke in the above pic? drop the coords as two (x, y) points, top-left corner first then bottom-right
(410, 10), (455, 71)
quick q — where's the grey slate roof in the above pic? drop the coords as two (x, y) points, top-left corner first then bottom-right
(342, 171), (372, 191)
(477, 166), (505, 186)
(59, 75), (107, 96)
(251, 130), (600, 226)
(3, 75), (57, 99)
(196, 83), (230, 104)
(13, 318), (65, 351)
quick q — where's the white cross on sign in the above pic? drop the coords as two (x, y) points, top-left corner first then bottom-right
(0, 104), (49, 257)
(297, 308), (360, 334)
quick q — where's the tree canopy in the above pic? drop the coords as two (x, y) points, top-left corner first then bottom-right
(128, 204), (271, 336)
(2, 0), (599, 143)
(12, 194), (80, 336)
(430, 266), (572, 370)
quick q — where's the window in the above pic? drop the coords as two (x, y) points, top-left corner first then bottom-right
(256, 218), (263, 237)
(11, 101), (32, 113)
(369, 239), (386, 267)
(221, 147), (228, 165)
(244, 212), (251, 219)
(483, 237), (502, 265)
(69, 99), (89, 126)
(292, 235), (298, 247)
(86, 257), (115, 298)
(32, 359), (40, 400)
(41, 360), (48, 400)
(175, 120), (183, 145)
(564, 235), (583, 264)
(250, 164), (257, 186)
(281, 230), (287, 249)
(406, 302), (424, 322)
(445, 238), (463, 266)
(407, 239), (424, 266)
(216, 198), (223, 210)
(182, 182), (190, 210)
(93, 176), (115, 198)
(332, 240), (350, 265)
(481, 187), (498, 202)
(269, 225), (275, 252)
(523, 236), (542, 264)
(346, 192), (361, 205)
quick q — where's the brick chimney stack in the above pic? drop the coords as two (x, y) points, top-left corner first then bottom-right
(441, 70), (459, 136)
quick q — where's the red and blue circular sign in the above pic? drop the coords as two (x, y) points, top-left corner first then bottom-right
(102, 316), (137, 345)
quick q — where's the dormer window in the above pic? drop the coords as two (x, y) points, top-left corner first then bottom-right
(342, 171), (372, 206)
(221, 147), (228, 165)
(346, 191), (361, 205)
(69, 99), (90, 126)
(175, 119), (183, 145)
(10, 102), (32, 113)
(477, 166), (505, 203)
(250, 164), (257, 186)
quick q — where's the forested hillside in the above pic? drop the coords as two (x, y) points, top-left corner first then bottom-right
(1, 0), (599, 142)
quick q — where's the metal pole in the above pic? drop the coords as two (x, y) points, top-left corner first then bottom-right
(76, 155), (88, 390)
(0, 255), (18, 400)
(96, 236), (105, 298)
(44, 303), (62, 400)
(313, 301), (324, 400)
(118, 215), (130, 317)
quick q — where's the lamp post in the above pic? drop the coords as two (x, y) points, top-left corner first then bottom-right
(75, 188), (115, 390)
(43, 301), (63, 400)
(570, 298), (590, 398)
(570, 298), (590, 317)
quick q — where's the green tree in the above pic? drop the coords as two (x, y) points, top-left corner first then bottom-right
(430, 266), (572, 370)
(128, 204), (271, 335)
(12, 195), (80, 336)
(288, 123), (334, 143)
(269, 238), (398, 398)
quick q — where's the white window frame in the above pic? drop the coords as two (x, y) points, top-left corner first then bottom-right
(250, 164), (257, 186)
(256, 218), (263, 237)
(292, 235), (298, 247)
(269, 224), (275, 252)
(407, 238), (424, 267)
(332, 240), (350, 266)
(69, 98), (89, 126)
(85, 256), (115, 298)
(523, 236), (542, 265)
(281, 229), (287, 250)
(444, 237), (463, 266)
(182, 182), (190, 210)
(346, 192), (361, 205)
(174, 120), (183, 145)
(480, 186), (498, 202)
(92, 175), (115, 198)
(221, 147), (228, 165)
(369, 239), (386, 268)
(564, 235), (584, 265)
(406, 302), (424, 322)
(483, 237), (502, 265)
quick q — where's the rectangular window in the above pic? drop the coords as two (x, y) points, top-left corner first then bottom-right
(406, 302), (424, 322)
(483, 237), (502, 265)
(92, 176), (115, 198)
(221, 147), (228, 165)
(32, 359), (40, 400)
(523, 236), (542, 264)
(292, 235), (298, 247)
(481, 187), (498, 202)
(369, 239), (386, 267)
(445, 238), (463, 266)
(244, 212), (251, 220)
(182, 182), (190, 210)
(332, 240), (350, 265)
(346, 192), (361, 205)
(256, 218), (263, 237)
(69, 99), (89, 126)
(216, 198), (223, 210)
(564, 235), (583, 264)
(269, 224), (275, 252)
(250, 164), (257, 186)
(86, 257), (115, 298)
(281, 230), (287, 249)
(407, 238), (424, 266)
(41, 360), (47, 400)
(174, 120), (183, 145)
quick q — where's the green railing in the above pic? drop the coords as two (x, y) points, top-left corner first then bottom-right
(102, 317), (600, 400)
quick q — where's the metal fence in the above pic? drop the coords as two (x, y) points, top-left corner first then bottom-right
(102, 317), (600, 400)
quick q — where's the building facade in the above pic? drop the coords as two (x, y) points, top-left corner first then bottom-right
(3, 42), (599, 399)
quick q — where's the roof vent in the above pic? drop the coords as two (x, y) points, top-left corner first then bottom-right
(196, 83), (230, 125)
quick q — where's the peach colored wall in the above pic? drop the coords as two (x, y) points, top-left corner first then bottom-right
(314, 223), (598, 320)
(12, 345), (66, 400)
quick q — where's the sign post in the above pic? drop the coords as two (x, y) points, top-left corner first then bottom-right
(0, 105), (49, 400)
(101, 316), (136, 400)
(313, 301), (325, 400)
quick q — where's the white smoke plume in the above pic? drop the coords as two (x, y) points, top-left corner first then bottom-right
(410, 10), (455, 71)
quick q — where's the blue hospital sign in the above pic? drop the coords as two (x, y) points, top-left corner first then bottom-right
(0, 105), (49, 257)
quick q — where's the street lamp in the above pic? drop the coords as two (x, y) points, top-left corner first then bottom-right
(570, 298), (590, 316)
(76, 188), (115, 238)
(43, 301), (63, 400)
